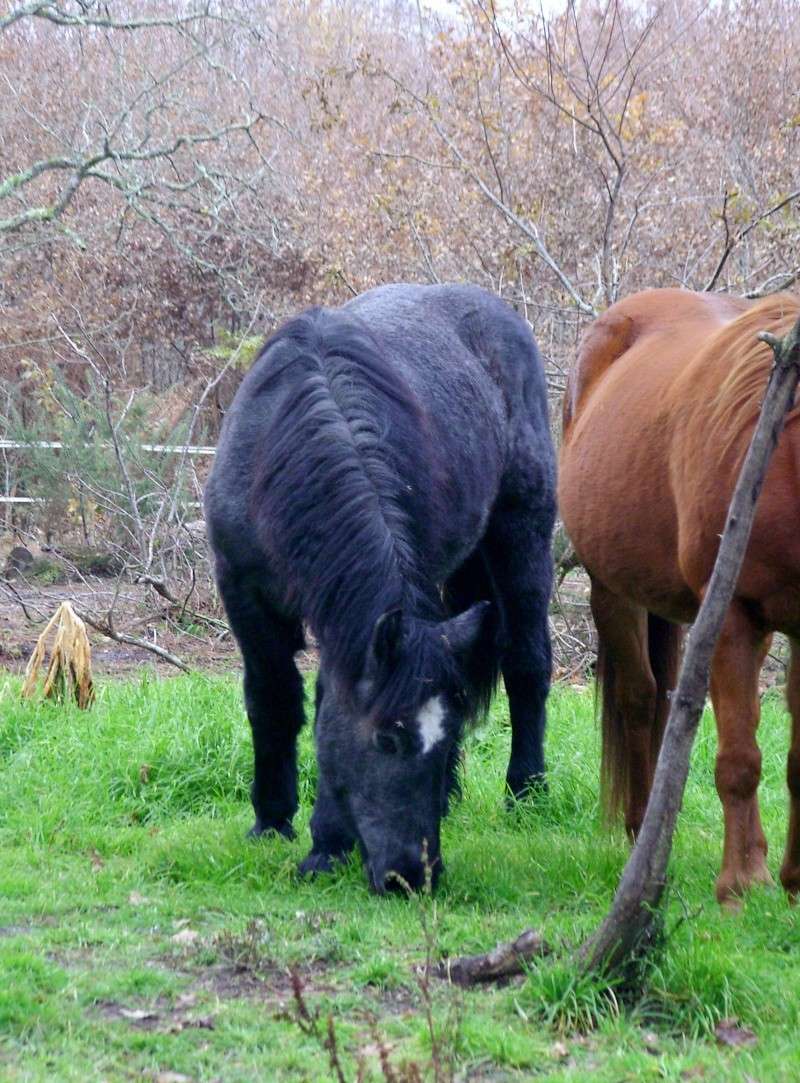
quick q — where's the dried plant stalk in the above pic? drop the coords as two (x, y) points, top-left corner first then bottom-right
(22, 601), (95, 708)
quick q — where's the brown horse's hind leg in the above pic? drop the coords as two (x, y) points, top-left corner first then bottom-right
(710, 603), (772, 906)
(780, 639), (800, 899)
(590, 579), (657, 838)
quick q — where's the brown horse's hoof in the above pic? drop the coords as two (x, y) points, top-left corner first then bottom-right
(716, 861), (774, 907)
(779, 863), (800, 900)
(749, 863), (774, 888)
(720, 895), (744, 914)
(716, 873), (747, 908)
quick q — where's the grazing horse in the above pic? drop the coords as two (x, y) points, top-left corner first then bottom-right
(559, 287), (800, 904)
(205, 283), (556, 893)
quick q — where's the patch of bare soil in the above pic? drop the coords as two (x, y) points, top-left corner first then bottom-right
(0, 578), (320, 677)
(0, 923), (37, 938)
(95, 993), (216, 1033)
(0, 579), (239, 676)
(161, 951), (337, 1006)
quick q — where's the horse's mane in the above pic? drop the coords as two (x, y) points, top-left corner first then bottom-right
(250, 309), (441, 695)
(707, 293), (800, 456)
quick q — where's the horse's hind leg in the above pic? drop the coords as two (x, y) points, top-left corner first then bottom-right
(483, 499), (553, 799)
(710, 603), (772, 905)
(218, 572), (305, 839)
(590, 579), (658, 838)
(780, 638), (800, 899)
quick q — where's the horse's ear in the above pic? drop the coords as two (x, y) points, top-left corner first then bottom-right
(366, 607), (405, 674)
(438, 601), (493, 660)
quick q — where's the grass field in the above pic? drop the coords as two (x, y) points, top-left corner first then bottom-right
(1, 671), (799, 1082)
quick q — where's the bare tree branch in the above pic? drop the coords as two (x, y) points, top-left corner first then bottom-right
(704, 187), (800, 292)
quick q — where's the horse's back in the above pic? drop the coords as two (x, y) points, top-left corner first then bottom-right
(668, 293), (800, 612)
(344, 282), (552, 464)
(343, 283), (548, 418)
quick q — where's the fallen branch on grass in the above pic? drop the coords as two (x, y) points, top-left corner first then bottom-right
(77, 609), (192, 673)
(436, 928), (550, 985)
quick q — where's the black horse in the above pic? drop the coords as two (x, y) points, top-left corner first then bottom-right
(205, 283), (556, 892)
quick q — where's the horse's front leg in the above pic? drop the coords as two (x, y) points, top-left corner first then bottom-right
(299, 773), (357, 877)
(710, 602), (773, 906)
(219, 577), (305, 839)
(484, 500), (554, 800)
(298, 673), (357, 876)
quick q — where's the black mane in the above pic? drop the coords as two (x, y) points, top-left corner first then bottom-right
(249, 309), (442, 692)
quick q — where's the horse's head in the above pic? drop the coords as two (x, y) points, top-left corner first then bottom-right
(315, 602), (493, 894)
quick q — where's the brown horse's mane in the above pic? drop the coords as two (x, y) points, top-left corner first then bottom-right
(707, 292), (800, 456)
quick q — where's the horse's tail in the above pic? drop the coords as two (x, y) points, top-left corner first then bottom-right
(595, 632), (623, 821)
(597, 612), (682, 823)
(647, 613), (682, 771)
(562, 309), (634, 432)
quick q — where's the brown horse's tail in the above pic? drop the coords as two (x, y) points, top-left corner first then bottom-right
(597, 613), (682, 823)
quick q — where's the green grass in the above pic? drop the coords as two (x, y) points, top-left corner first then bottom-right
(1, 671), (799, 1081)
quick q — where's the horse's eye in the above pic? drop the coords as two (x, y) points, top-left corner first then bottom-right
(374, 730), (402, 756)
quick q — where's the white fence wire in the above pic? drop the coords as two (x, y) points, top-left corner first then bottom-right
(0, 440), (215, 504)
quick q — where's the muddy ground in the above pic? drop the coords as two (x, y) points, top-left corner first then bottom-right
(0, 578), (241, 676)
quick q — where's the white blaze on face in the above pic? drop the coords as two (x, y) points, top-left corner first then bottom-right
(417, 695), (445, 754)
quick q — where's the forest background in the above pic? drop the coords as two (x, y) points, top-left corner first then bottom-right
(1, 0), (798, 671)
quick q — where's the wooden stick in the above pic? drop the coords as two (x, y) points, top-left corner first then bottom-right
(436, 929), (550, 985)
(78, 610), (192, 673)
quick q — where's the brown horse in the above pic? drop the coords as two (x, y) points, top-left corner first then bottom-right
(559, 287), (800, 905)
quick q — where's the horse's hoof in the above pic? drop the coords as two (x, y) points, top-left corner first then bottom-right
(248, 819), (295, 841)
(717, 861), (774, 906)
(779, 863), (800, 900)
(298, 851), (339, 878)
(749, 864), (774, 889)
(720, 895), (744, 915)
(505, 774), (548, 808)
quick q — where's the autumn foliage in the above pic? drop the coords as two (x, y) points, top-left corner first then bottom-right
(1, 0), (798, 532)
